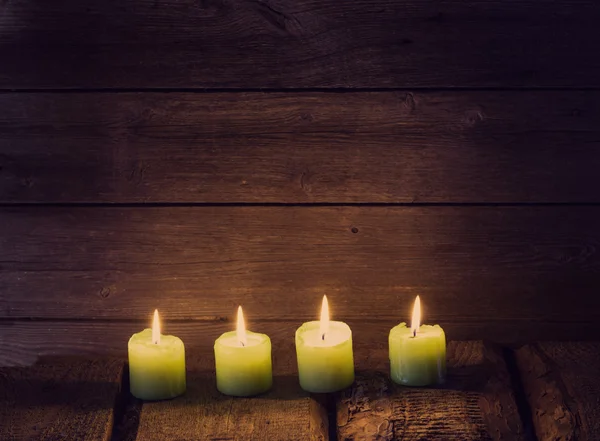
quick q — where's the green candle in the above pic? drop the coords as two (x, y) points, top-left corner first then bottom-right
(128, 310), (186, 400)
(295, 296), (355, 393)
(389, 296), (446, 386)
(214, 306), (273, 397)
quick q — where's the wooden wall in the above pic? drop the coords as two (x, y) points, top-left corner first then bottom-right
(1, 0), (600, 365)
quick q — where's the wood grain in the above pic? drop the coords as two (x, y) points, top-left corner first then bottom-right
(1, 0), (599, 88)
(337, 341), (524, 440)
(2, 206), (600, 324)
(136, 351), (327, 441)
(0, 358), (123, 440)
(1, 91), (599, 203)
(3, 319), (600, 368)
(515, 342), (600, 441)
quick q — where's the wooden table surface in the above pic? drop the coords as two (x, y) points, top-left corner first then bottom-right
(2, 342), (598, 441)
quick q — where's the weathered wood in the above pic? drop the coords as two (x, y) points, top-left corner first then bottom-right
(1, 91), (600, 203)
(1, 0), (599, 88)
(337, 341), (524, 440)
(136, 350), (327, 441)
(515, 342), (600, 441)
(3, 319), (599, 368)
(0, 358), (123, 441)
(2, 206), (600, 326)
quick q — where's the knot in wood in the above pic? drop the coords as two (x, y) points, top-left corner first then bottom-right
(299, 169), (312, 193)
(463, 108), (485, 127)
(21, 177), (35, 188)
(403, 93), (417, 112)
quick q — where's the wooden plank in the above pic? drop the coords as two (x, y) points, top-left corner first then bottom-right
(2, 206), (600, 325)
(136, 351), (327, 441)
(0, 320), (298, 367)
(3, 319), (600, 368)
(1, 0), (599, 88)
(0, 358), (123, 441)
(1, 91), (600, 203)
(515, 342), (600, 441)
(337, 341), (524, 440)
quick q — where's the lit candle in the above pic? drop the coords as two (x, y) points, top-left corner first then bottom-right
(389, 296), (446, 386)
(295, 296), (355, 393)
(128, 309), (186, 400)
(214, 306), (273, 396)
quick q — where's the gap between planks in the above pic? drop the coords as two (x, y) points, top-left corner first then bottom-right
(4, 87), (600, 94)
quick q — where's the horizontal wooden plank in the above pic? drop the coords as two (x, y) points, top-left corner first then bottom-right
(1, 206), (600, 324)
(0, 358), (123, 440)
(337, 341), (524, 440)
(1, 91), (600, 203)
(1, 0), (599, 88)
(3, 320), (600, 367)
(136, 352), (327, 441)
(0, 320), (297, 367)
(515, 342), (600, 441)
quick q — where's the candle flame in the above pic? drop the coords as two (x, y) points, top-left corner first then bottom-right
(319, 295), (330, 340)
(152, 309), (161, 345)
(237, 305), (248, 347)
(411, 296), (421, 337)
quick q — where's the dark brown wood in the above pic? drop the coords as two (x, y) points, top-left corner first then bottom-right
(1, 91), (600, 203)
(337, 341), (524, 440)
(515, 342), (600, 441)
(0, 358), (123, 440)
(1, 0), (599, 88)
(136, 350), (327, 441)
(5, 320), (600, 367)
(2, 206), (600, 326)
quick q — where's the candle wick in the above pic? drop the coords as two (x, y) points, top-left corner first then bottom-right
(322, 333), (326, 341)
(240, 341), (245, 347)
(413, 329), (417, 338)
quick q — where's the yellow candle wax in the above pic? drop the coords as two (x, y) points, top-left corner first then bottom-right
(389, 296), (446, 386)
(214, 306), (272, 397)
(295, 296), (355, 393)
(128, 310), (186, 400)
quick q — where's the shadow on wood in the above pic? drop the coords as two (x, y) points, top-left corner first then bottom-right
(0, 358), (123, 441)
(1, 0), (599, 88)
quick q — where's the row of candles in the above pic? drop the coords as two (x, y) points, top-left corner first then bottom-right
(128, 296), (446, 400)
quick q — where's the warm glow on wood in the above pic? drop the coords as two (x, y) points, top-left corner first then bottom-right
(319, 295), (330, 340)
(237, 305), (248, 347)
(411, 296), (421, 337)
(152, 309), (161, 345)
